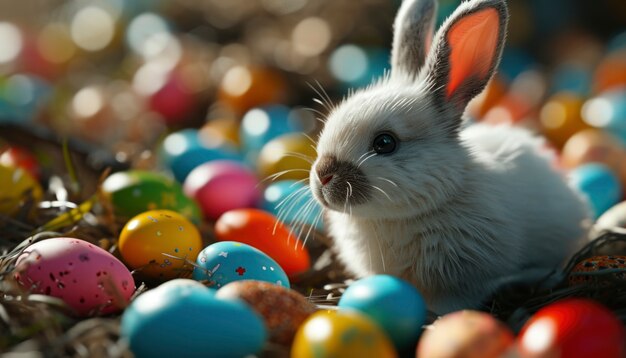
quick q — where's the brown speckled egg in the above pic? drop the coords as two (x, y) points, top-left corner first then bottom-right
(568, 255), (626, 286)
(215, 280), (317, 345)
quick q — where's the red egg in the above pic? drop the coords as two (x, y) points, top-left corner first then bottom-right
(517, 298), (625, 358)
(215, 209), (310, 278)
(0, 146), (41, 180)
(149, 70), (197, 125)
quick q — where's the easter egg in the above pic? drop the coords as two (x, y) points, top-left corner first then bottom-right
(596, 201), (626, 229)
(560, 130), (626, 186)
(328, 45), (390, 89)
(183, 160), (261, 220)
(568, 163), (622, 218)
(199, 117), (240, 147)
(14, 237), (135, 316)
(291, 310), (397, 358)
(262, 179), (324, 231)
(416, 310), (514, 358)
(517, 298), (625, 358)
(192, 241), (289, 289)
(159, 128), (240, 183)
(215, 209), (310, 277)
(118, 210), (202, 281)
(217, 65), (287, 115)
(581, 89), (626, 137)
(102, 170), (201, 223)
(593, 52), (626, 93)
(240, 105), (302, 164)
(121, 278), (267, 358)
(338, 275), (426, 350)
(147, 70), (197, 125)
(568, 255), (626, 286)
(216, 280), (317, 345)
(0, 163), (43, 216)
(257, 133), (316, 181)
(1, 73), (52, 123)
(539, 93), (590, 148)
(0, 145), (41, 180)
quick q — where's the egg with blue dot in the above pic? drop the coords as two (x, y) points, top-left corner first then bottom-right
(192, 241), (290, 289)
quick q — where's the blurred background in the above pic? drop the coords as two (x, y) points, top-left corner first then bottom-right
(0, 0), (625, 211)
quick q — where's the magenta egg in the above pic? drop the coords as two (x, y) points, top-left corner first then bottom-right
(183, 160), (261, 220)
(14, 237), (135, 316)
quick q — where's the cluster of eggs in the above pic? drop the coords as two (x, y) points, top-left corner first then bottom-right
(2, 1), (626, 357)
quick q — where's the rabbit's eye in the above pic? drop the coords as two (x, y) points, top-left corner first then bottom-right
(372, 132), (397, 154)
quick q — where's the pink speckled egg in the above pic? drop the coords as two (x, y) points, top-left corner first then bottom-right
(183, 160), (261, 220)
(14, 237), (135, 316)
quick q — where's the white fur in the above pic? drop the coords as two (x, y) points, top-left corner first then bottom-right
(310, 0), (591, 314)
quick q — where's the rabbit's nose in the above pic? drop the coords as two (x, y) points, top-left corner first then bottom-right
(320, 174), (334, 186)
(316, 155), (338, 186)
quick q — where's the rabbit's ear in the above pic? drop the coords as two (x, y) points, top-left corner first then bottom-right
(424, 0), (507, 113)
(391, 0), (438, 78)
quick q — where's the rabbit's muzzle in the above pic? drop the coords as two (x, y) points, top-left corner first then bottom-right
(313, 155), (372, 209)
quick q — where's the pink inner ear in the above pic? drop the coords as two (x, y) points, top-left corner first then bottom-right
(446, 8), (500, 98)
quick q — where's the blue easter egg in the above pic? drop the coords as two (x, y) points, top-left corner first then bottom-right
(192, 241), (290, 289)
(569, 163), (622, 218)
(240, 105), (302, 164)
(120, 278), (267, 358)
(160, 128), (241, 182)
(338, 274), (426, 350)
(0, 74), (51, 123)
(262, 180), (324, 232)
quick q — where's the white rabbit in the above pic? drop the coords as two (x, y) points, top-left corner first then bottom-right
(309, 0), (591, 314)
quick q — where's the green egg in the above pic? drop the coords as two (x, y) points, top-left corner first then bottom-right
(102, 170), (201, 223)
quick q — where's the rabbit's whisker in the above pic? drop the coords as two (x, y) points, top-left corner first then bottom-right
(371, 185), (393, 202)
(377, 177), (399, 188)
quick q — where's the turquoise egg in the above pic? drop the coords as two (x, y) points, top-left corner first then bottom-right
(328, 45), (390, 90)
(121, 279), (267, 358)
(0, 74), (51, 123)
(160, 128), (241, 183)
(262, 180), (323, 232)
(338, 274), (427, 351)
(240, 105), (302, 165)
(569, 163), (622, 219)
(582, 89), (626, 143)
(102, 170), (202, 223)
(192, 241), (290, 289)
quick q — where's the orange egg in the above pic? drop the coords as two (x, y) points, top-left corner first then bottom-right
(593, 51), (626, 93)
(539, 93), (591, 148)
(214, 209), (310, 278)
(217, 66), (287, 115)
(561, 129), (626, 186)
(118, 210), (203, 281)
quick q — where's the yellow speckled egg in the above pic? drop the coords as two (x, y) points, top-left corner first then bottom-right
(0, 164), (43, 216)
(118, 210), (202, 281)
(291, 310), (397, 358)
(257, 133), (316, 181)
